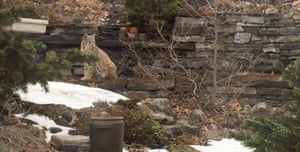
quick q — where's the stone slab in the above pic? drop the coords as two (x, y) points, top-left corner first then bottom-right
(50, 135), (89, 151)
(51, 135), (89, 146)
(242, 15), (264, 24)
(127, 78), (175, 91)
(234, 32), (252, 44)
(173, 35), (206, 42)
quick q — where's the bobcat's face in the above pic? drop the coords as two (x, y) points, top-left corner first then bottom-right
(81, 33), (96, 51)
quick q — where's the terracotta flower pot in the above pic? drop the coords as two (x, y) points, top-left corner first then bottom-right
(128, 26), (139, 39)
(128, 26), (139, 33)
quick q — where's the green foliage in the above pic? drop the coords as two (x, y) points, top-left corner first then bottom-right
(0, 6), (35, 26)
(125, 0), (182, 31)
(231, 59), (300, 152)
(0, 6), (97, 107)
(64, 48), (99, 64)
(0, 140), (8, 152)
(111, 100), (168, 148)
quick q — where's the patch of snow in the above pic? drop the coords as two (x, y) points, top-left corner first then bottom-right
(15, 113), (74, 142)
(17, 81), (129, 109)
(190, 138), (255, 152)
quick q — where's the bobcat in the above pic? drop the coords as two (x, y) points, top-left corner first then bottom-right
(80, 33), (118, 80)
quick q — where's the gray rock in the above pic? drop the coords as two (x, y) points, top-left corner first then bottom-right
(127, 78), (175, 91)
(265, 7), (279, 15)
(203, 124), (222, 140)
(196, 43), (213, 50)
(149, 98), (172, 111)
(49, 127), (62, 133)
(242, 15), (264, 24)
(263, 46), (280, 53)
(192, 109), (208, 120)
(163, 125), (184, 137)
(251, 102), (270, 113)
(50, 135), (89, 152)
(150, 112), (175, 125)
(163, 122), (200, 137)
(234, 32), (252, 44)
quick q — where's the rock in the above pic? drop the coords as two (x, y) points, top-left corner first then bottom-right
(146, 98), (172, 111)
(50, 135), (89, 152)
(265, 7), (279, 15)
(263, 45), (279, 53)
(163, 125), (184, 137)
(269, 35), (300, 43)
(138, 102), (155, 115)
(97, 78), (127, 90)
(205, 130), (222, 140)
(234, 32), (252, 44)
(251, 102), (271, 114)
(123, 90), (171, 100)
(150, 112), (175, 125)
(240, 104), (252, 114)
(195, 43), (213, 50)
(192, 109), (208, 120)
(293, 0), (300, 11)
(163, 123), (200, 137)
(177, 58), (210, 69)
(176, 119), (200, 135)
(138, 101), (175, 124)
(208, 123), (218, 130)
(127, 78), (175, 91)
(49, 127), (62, 133)
(202, 124), (222, 140)
(174, 17), (208, 35)
(241, 15), (264, 24)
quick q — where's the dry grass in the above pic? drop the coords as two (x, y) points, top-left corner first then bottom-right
(0, 123), (57, 152)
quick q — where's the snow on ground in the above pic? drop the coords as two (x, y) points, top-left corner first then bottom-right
(191, 138), (255, 152)
(15, 113), (74, 142)
(17, 81), (129, 109)
(16, 81), (254, 152)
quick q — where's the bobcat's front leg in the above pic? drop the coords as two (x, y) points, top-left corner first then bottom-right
(81, 65), (94, 80)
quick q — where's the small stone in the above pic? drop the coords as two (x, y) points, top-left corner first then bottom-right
(148, 98), (171, 111)
(49, 127), (62, 134)
(251, 102), (270, 113)
(150, 112), (175, 125)
(195, 43), (213, 50)
(163, 125), (184, 137)
(50, 135), (89, 151)
(192, 109), (208, 120)
(234, 32), (252, 44)
(265, 7), (279, 15)
(263, 46), (279, 53)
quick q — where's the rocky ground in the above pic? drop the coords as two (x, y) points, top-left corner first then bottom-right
(0, 0), (126, 25)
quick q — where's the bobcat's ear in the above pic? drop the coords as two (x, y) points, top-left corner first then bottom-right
(83, 33), (88, 38)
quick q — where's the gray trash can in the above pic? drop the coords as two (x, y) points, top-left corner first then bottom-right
(89, 117), (124, 152)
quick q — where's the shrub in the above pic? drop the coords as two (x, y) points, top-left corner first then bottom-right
(230, 59), (300, 152)
(125, 0), (182, 32)
(111, 99), (168, 148)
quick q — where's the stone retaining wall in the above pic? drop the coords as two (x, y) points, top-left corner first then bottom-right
(27, 6), (300, 106)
